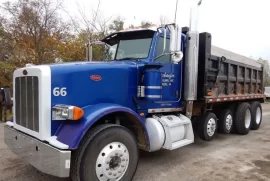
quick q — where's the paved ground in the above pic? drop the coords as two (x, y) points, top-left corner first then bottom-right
(1, 103), (270, 181)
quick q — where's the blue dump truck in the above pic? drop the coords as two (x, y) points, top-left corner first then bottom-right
(4, 14), (264, 181)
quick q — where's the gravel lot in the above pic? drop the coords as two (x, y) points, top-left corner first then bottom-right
(1, 103), (270, 181)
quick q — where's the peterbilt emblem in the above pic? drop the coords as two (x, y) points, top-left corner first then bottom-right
(90, 75), (102, 81)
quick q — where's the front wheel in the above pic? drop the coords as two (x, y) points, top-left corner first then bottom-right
(71, 124), (139, 181)
(198, 112), (217, 141)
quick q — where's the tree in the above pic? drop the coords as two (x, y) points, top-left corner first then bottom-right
(0, 15), (15, 87)
(159, 15), (170, 26)
(109, 16), (125, 32)
(257, 58), (270, 86)
(0, 17), (13, 63)
(0, 61), (14, 87)
(1, 0), (69, 64)
(67, 0), (113, 61)
(141, 21), (152, 28)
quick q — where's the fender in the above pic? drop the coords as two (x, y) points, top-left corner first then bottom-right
(55, 103), (149, 149)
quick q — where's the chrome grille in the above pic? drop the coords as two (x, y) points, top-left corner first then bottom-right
(15, 76), (39, 132)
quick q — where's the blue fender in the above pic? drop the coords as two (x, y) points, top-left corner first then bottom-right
(55, 103), (149, 149)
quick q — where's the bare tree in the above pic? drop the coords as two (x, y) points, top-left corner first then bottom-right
(74, 0), (112, 41)
(65, 0), (114, 61)
(109, 16), (125, 32)
(141, 21), (152, 28)
(159, 15), (170, 26)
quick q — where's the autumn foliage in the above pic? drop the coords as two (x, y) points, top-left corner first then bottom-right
(0, 0), (116, 88)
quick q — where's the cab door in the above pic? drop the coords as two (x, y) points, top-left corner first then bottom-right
(154, 35), (182, 102)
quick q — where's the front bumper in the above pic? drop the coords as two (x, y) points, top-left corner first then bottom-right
(4, 126), (71, 178)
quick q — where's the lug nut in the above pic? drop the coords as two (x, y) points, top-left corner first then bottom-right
(109, 172), (112, 175)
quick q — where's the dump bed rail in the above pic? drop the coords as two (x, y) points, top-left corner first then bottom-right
(197, 32), (264, 102)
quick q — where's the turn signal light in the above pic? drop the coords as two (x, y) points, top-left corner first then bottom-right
(73, 107), (84, 120)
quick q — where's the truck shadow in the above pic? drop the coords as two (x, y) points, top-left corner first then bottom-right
(138, 130), (239, 161)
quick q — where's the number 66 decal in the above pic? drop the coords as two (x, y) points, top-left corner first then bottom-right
(53, 87), (67, 96)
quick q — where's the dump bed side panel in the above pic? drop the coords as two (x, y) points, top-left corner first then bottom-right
(197, 32), (264, 102)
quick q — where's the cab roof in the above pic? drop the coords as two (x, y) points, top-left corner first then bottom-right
(101, 27), (158, 42)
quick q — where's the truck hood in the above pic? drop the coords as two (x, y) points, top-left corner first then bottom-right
(49, 60), (141, 109)
(48, 60), (140, 68)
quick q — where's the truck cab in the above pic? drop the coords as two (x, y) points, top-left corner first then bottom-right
(101, 27), (185, 109)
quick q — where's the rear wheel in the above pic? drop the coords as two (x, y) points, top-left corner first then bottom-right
(234, 102), (251, 135)
(218, 108), (234, 134)
(250, 101), (262, 130)
(71, 124), (139, 181)
(198, 112), (217, 141)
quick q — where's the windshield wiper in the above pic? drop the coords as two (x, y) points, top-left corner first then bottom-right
(114, 57), (139, 61)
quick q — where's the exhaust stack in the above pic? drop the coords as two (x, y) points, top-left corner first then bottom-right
(184, 0), (202, 119)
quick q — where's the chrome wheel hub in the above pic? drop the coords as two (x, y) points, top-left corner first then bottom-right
(245, 109), (251, 128)
(96, 142), (129, 181)
(207, 118), (216, 136)
(225, 114), (233, 130)
(256, 107), (261, 124)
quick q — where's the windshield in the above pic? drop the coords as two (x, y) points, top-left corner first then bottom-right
(103, 30), (154, 61)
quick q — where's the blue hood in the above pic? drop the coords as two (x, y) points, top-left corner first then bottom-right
(49, 61), (142, 110)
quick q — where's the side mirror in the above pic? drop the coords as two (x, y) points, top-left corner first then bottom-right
(168, 25), (183, 63)
(86, 40), (106, 61)
(154, 24), (183, 62)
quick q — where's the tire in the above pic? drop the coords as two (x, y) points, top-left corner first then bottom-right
(71, 124), (139, 181)
(218, 108), (233, 134)
(198, 112), (217, 141)
(234, 102), (252, 135)
(250, 101), (262, 130)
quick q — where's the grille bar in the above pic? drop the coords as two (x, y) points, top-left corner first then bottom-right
(15, 76), (39, 132)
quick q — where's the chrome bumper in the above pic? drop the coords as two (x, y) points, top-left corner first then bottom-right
(4, 126), (71, 178)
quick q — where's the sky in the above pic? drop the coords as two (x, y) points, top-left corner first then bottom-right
(62, 0), (270, 61)
(1, 0), (269, 61)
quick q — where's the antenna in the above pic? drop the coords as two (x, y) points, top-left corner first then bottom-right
(174, 0), (179, 24)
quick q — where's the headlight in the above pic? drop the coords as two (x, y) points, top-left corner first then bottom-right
(52, 105), (84, 120)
